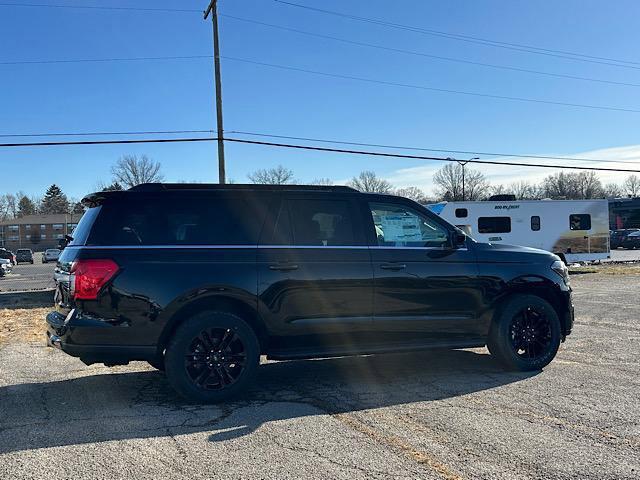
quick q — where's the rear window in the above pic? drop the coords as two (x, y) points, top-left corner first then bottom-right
(68, 207), (101, 246)
(17, 249), (31, 253)
(478, 216), (511, 234)
(88, 194), (268, 246)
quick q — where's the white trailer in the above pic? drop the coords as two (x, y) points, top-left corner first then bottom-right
(428, 199), (610, 263)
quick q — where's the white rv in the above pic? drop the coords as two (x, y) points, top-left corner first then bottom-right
(428, 199), (610, 263)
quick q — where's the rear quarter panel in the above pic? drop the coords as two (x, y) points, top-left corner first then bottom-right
(61, 247), (258, 346)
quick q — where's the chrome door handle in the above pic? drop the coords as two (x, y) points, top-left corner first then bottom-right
(380, 263), (407, 271)
(269, 263), (299, 271)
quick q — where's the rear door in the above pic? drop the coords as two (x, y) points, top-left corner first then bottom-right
(365, 197), (484, 345)
(257, 193), (374, 355)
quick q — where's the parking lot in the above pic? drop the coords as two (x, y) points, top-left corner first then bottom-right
(0, 272), (638, 479)
(0, 254), (56, 292)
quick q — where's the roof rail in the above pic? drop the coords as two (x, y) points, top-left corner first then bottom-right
(128, 183), (358, 193)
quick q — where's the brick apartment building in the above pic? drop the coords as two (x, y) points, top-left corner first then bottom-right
(0, 213), (82, 251)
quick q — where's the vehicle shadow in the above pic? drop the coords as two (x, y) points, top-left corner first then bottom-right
(0, 349), (538, 454)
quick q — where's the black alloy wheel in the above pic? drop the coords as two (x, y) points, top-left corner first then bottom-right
(184, 327), (247, 391)
(508, 306), (553, 360)
(487, 294), (561, 371)
(165, 311), (260, 403)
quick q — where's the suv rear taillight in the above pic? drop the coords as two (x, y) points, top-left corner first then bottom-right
(70, 259), (119, 300)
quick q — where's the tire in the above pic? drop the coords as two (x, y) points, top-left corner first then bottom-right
(487, 294), (561, 371)
(165, 311), (260, 403)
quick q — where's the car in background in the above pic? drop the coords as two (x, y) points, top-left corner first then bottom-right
(610, 228), (640, 249)
(42, 249), (61, 263)
(621, 230), (640, 249)
(15, 249), (34, 264)
(0, 248), (16, 266)
(0, 258), (13, 276)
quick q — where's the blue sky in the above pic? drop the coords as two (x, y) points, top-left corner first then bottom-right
(1, 0), (640, 200)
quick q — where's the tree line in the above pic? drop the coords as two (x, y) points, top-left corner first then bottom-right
(248, 163), (640, 203)
(4, 154), (638, 222)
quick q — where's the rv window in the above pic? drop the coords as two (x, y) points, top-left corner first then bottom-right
(570, 214), (591, 231)
(478, 217), (511, 234)
(455, 208), (468, 218)
(531, 216), (541, 231)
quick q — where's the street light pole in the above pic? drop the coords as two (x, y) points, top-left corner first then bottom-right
(458, 157), (479, 201)
(204, 0), (226, 184)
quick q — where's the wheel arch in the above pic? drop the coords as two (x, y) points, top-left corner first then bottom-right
(157, 294), (269, 356)
(491, 276), (570, 336)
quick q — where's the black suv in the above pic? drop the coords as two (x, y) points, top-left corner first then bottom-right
(47, 184), (574, 402)
(15, 248), (34, 264)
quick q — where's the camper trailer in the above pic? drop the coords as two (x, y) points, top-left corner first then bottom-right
(428, 199), (610, 263)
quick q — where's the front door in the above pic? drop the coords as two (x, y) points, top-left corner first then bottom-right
(366, 199), (484, 346)
(257, 194), (374, 356)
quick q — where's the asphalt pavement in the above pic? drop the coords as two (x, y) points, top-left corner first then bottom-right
(0, 273), (638, 479)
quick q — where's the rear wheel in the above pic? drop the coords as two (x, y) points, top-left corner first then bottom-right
(487, 295), (561, 371)
(165, 311), (260, 403)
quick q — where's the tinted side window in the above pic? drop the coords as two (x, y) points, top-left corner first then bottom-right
(478, 217), (511, 233)
(531, 216), (541, 231)
(89, 195), (267, 245)
(369, 202), (449, 248)
(287, 199), (356, 246)
(570, 214), (591, 231)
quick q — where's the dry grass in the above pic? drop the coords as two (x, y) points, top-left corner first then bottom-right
(570, 263), (640, 276)
(0, 307), (49, 345)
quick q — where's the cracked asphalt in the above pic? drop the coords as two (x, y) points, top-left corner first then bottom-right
(1, 274), (639, 479)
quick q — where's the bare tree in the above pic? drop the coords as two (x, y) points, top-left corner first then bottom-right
(111, 155), (164, 188)
(394, 186), (428, 203)
(248, 165), (295, 184)
(310, 178), (334, 186)
(623, 175), (640, 197)
(348, 171), (393, 193)
(508, 180), (537, 200)
(541, 171), (604, 199)
(433, 163), (489, 201)
(574, 171), (604, 199)
(603, 182), (623, 198)
(490, 184), (508, 196)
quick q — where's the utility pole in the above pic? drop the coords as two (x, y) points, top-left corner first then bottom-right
(204, 0), (226, 184)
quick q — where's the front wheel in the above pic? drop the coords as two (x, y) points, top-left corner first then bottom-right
(165, 311), (260, 403)
(487, 295), (561, 371)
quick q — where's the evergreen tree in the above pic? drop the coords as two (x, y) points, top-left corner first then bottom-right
(102, 182), (124, 191)
(40, 184), (69, 214)
(17, 196), (36, 217)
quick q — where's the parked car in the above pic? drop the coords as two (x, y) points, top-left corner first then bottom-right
(15, 248), (34, 264)
(42, 248), (61, 263)
(0, 248), (16, 266)
(0, 258), (13, 276)
(610, 228), (640, 249)
(47, 184), (574, 403)
(621, 230), (640, 249)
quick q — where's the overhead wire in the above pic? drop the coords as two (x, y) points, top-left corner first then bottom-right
(274, 0), (640, 70)
(1, 135), (640, 173)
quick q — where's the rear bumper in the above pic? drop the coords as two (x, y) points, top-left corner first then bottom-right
(46, 311), (156, 365)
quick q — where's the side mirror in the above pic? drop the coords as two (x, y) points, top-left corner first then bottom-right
(453, 231), (467, 248)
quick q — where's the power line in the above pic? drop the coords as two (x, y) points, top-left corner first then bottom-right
(221, 14), (640, 89)
(223, 56), (640, 114)
(2, 135), (640, 173)
(1, 12), (636, 90)
(226, 130), (640, 166)
(0, 55), (211, 66)
(0, 2), (200, 12)
(0, 129), (214, 138)
(274, 0), (640, 71)
(0, 127), (637, 166)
